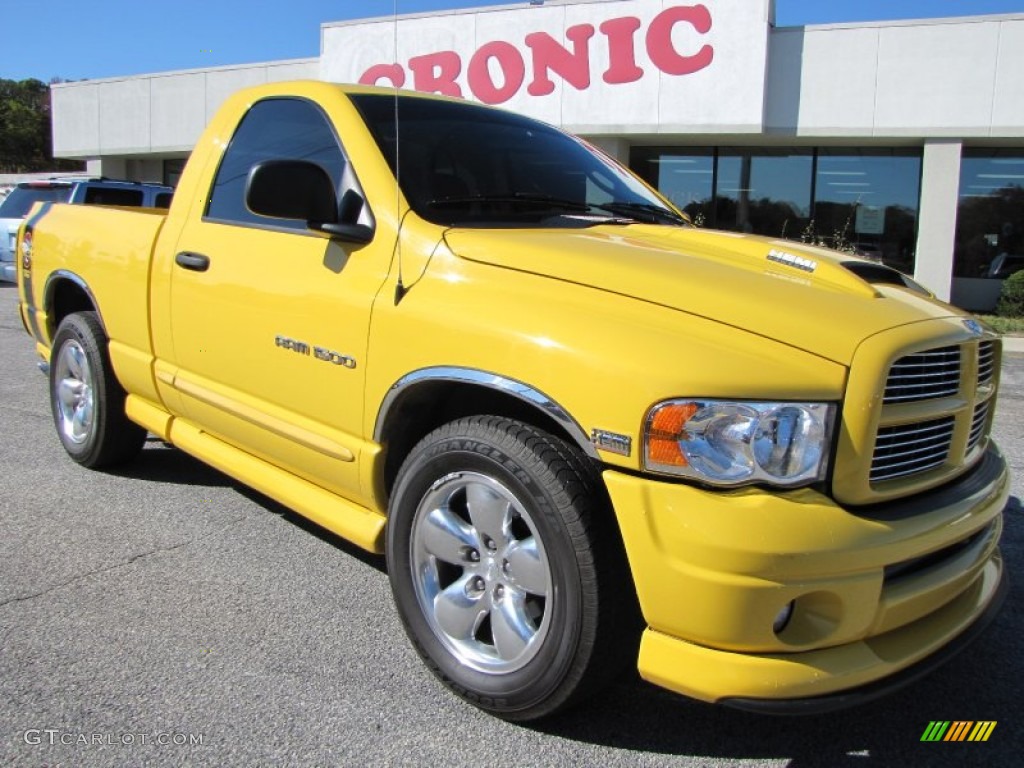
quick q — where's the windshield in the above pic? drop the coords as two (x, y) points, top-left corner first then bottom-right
(0, 185), (73, 219)
(349, 93), (685, 228)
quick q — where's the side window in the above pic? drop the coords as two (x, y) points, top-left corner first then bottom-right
(84, 187), (144, 206)
(154, 192), (173, 209)
(206, 98), (347, 230)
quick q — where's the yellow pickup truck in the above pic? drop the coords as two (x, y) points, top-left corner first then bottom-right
(16, 81), (1009, 721)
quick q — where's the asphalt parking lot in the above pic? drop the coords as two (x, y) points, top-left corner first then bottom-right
(1, 280), (1021, 768)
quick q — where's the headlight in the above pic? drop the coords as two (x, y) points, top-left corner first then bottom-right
(643, 400), (835, 487)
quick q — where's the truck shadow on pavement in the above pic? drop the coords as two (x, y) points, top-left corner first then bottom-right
(234, 482), (388, 574)
(109, 438), (389, 572)
(534, 495), (1022, 765)
(107, 437), (235, 488)
(534, 638), (1017, 765)
(108, 438), (1019, 764)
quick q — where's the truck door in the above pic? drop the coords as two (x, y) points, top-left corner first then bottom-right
(166, 96), (390, 504)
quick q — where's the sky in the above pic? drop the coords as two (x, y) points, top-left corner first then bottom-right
(2, 0), (1024, 83)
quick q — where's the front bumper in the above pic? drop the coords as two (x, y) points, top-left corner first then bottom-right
(604, 444), (1009, 707)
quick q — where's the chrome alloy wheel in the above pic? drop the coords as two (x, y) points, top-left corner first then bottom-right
(410, 472), (553, 674)
(53, 339), (95, 445)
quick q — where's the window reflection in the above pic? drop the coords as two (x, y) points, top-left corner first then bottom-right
(954, 150), (1024, 280)
(815, 149), (921, 275)
(632, 149), (714, 224)
(630, 146), (922, 274)
(716, 149), (811, 238)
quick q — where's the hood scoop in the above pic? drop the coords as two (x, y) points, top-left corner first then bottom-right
(840, 261), (930, 295)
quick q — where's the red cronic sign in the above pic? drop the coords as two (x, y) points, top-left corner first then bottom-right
(358, 4), (714, 105)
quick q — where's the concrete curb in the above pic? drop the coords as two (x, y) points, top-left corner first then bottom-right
(1003, 336), (1024, 355)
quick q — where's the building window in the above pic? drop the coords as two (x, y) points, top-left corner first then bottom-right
(163, 159), (187, 188)
(954, 149), (1024, 280)
(630, 147), (922, 273)
(631, 149), (714, 223)
(715, 148), (812, 239)
(814, 149), (922, 275)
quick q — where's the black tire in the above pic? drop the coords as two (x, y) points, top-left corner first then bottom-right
(49, 312), (146, 468)
(387, 415), (635, 721)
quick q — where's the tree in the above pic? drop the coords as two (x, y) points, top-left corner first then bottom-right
(0, 78), (83, 173)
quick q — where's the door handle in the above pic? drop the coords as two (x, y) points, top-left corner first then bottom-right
(175, 251), (210, 272)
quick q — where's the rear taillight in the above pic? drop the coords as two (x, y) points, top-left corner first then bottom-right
(20, 228), (32, 274)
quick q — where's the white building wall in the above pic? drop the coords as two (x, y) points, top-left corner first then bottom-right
(52, 58), (320, 158)
(766, 15), (1024, 138)
(992, 19), (1024, 133)
(320, 0), (773, 136)
(914, 140), (963, 301)
(52, 83), (101, 157)
(150, 75), (208, 154)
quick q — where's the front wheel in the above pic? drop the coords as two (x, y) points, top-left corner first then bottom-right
(49, 312), (146, 468)
(387, 416), (634, 721)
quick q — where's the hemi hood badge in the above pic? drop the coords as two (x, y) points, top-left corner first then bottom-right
(767, 248), (817, 274)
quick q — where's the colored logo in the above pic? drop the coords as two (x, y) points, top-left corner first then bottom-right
(963, 318), (983, 336)
(920, 721), (997, 742)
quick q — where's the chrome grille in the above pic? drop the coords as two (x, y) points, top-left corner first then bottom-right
(837, 336), (1001, 502)
(978, 341), (995, 386)
(883, 346), (961, 404)
(967, 401), (990, 452)
(870, 416), (954, 483)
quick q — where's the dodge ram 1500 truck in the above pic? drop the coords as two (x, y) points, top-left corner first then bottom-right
(16, 81), (1009, 721)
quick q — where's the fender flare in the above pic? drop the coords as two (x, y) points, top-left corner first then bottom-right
(374, 365), (599, 460)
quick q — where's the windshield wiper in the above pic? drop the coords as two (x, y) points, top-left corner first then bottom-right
(425, 193), (683, 226)
(426, 193), (592, 212)
(594, 201), (687, 226)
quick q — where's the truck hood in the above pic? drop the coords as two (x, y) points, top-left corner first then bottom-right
(443, 225), (963, 365)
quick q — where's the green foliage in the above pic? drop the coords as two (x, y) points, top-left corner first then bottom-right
(799, 218), (859, 254)
(977, 314), (1024, 334)
(995, 270), (1024, 319)
(0, 78), (81, 173)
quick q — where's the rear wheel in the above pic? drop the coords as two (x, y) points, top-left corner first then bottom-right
(387, 415), (634, 721)
(49, 312), (145, 468)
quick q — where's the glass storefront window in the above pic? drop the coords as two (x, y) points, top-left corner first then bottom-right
(814, 149), (922, 274)
(715, 148), (811, 239)
(630, 146), (922, 274)
(630, 149), (714, 224)
(954, 149), (1024, 279)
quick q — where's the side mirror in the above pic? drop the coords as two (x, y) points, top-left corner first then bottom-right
(246, 160), (374, 244)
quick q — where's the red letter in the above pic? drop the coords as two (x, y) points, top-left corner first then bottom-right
(646, 4), (713, 76)
(467, 42), (525, 104)
(525, 24), (594, 96)
(600, 17), (644, 84)
(358, 63), (406, 88)
(409, 51), (463, 97)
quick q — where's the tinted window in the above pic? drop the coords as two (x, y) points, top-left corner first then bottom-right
(630, 150), (714, 225)
(814, 149), (921, 275)
(351, 94), (682, 227)
(0, 185), (72, 218)
(206, 98), (347, 229)
(154, 192), (173, 209)
(716, 148), (812, 238)
(954, 149), (1024, 279)
(631, 147), (922, 273)
(83, 187), (144, 206)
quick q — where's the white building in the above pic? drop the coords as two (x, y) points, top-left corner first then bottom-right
(50, 0), (1024, 310)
